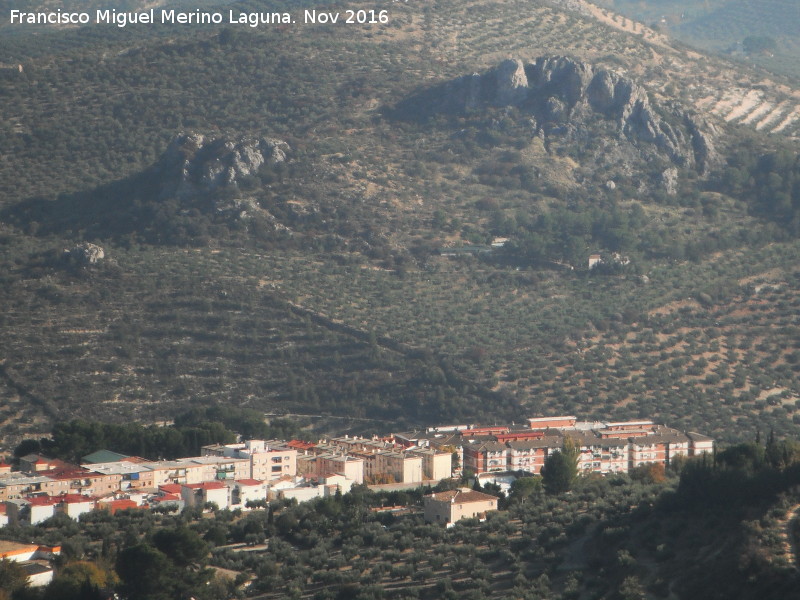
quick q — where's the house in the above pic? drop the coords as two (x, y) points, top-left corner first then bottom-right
(475, 472), (517, 493)
(0, 541), (60, 587)
(318, 473), (352, 495)
(21, 562), (55, 587)
(423, 489), (499, 525)
(278, 484), (324, 503)
(18, 454), (56, 474)
(181, 456), (250, 483)
(149, 493), (184, 512)
(506, 436), (563, 475)
(588, 254), (602, 269)
(227, 479), (267, 509)
(96, 498), (140, 515)
(181, 481), (230, 511)
(59, 494), (96, 520)
(22, 496), (60, 524)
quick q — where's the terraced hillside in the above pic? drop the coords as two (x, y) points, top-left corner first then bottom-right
(0, 0), (799, 449)
(548, 0), (800, 137)
(597, 0), (800, 80)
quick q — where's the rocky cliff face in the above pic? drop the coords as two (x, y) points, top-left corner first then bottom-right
(414, 56), (719, 174)
(155, 133), (289, 200)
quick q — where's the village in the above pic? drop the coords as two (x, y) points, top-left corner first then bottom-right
(0, 415), (713, 528)
(0, 415), (714, 589)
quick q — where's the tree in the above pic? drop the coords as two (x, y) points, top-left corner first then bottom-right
(0, 559), (29, 600)
(46, 561), (117, 600)
(508, 475), (542, 504)
(742, 35), (777, 55)
(116, 544), (175, 600)
(542, 437), (579, 495)
(152, 526), (208, 568)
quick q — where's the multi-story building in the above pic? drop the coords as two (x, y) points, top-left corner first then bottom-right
(182, 456), (250, 483)
(142, 460), (207, 487)
(314, 452), (365, 484)
(506, 435), (564, 475)
(463, 441), (507, 474)
(201, 440), (297, 481)
(0, 474), (69, 502)
(371, 451), (423, 484)
(82, 461), (157, 491)
(408, 448), (452, 481)
(458, 417), (713, 476)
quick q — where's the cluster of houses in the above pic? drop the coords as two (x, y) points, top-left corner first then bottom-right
(0, 440), (304, 526)
(0, 416), (713, 530)
(0, 415), (714, 583)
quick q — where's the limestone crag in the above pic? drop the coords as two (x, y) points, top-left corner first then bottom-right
(157, 133), (289, 199)
(433, 56), (718, 173)
(494, 58), (530, 106)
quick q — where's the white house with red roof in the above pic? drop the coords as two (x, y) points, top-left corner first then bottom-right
(59, 494), (96, 520)
(227, 479), (266, 509)
(181, 481), (230, 510)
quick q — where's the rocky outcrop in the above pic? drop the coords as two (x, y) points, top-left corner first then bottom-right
(406, 56), (718, 173)
(661, 167), (679, 195)
(494, 58), (529, 106)
(64, 242), (105, 265)
(156, 133), (289, 199)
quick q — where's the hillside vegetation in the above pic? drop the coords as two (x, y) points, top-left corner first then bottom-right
(0, 0), (798, 451)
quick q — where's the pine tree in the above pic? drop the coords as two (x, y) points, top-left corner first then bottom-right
(542, 436), (579, 494)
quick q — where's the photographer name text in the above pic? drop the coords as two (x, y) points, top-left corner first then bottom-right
(9, 8), (392, 28)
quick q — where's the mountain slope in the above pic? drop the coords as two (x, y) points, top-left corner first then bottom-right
(0, 0), (799, 447)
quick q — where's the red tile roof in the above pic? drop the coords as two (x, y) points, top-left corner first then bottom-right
(153, 493), (181, 502)
(425, 489), (499, 504)
(59, 494), (95, 504)
(159, 484), (183, 494)
(287, 440), (316, 450)
(235, 479), (263, 486)
(26, 496), (60, 506)
(184, 482), (226, 490)
(101, 499), (139, 514)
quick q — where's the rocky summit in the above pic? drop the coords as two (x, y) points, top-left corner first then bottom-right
(155, 133), (290, 199)
(402, 56), (720, 174)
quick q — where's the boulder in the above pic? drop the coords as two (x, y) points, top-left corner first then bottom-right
(64, 242), (105, 265)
